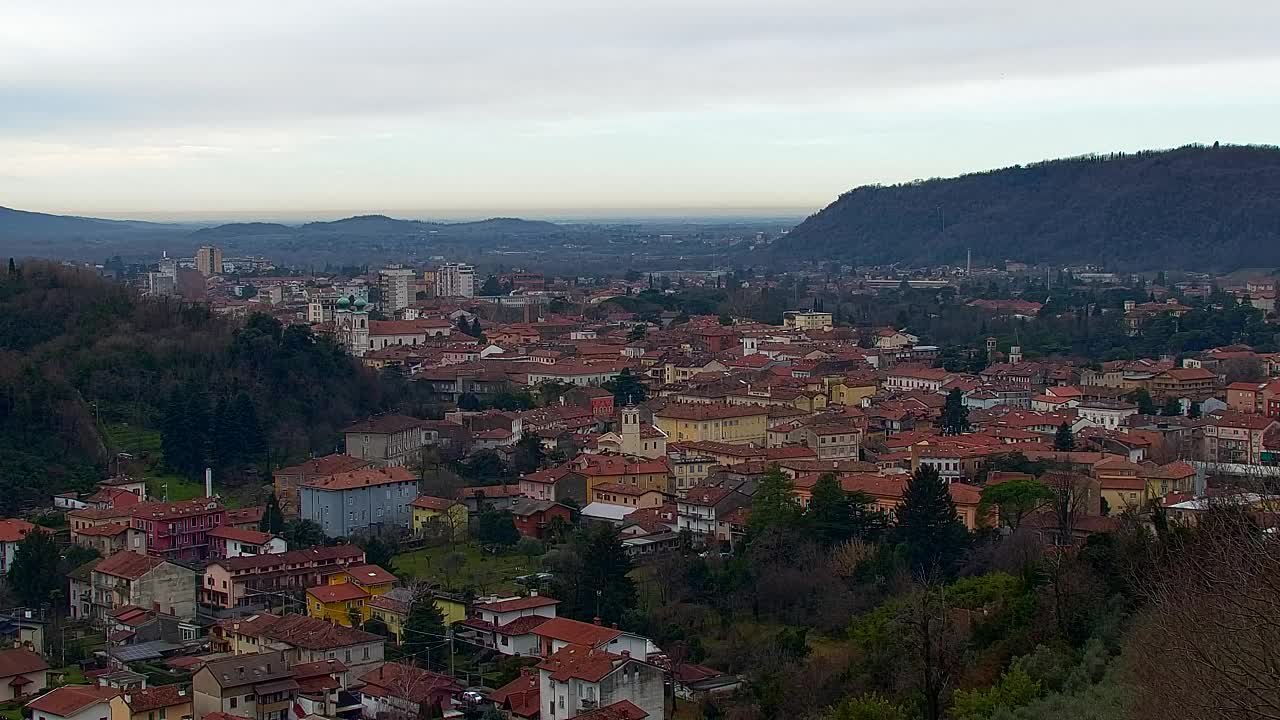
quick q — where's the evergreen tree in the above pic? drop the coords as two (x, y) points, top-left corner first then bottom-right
(8, 529), (61, 608)
(1188, 401), (1202, 419)
(1130, 388), (1158, 416)
(261, 493), (286, 534)
(402, 590), (447, 668)
(183, 386), (211, 476)
(1053, 422), (1075, 452)
(606, 368), (648, 406)
(575, 523), (636, 624)
(749, 466), (802, 534)
(1161, 396), (1183, 416)
(806, 473), (854, 546)
(894, 465), (968, 577)
(470, 318), (483, 337)
(161, 386), (190, 474)
(212, 396), (236, 468)
(938, 388), (970, 435)
(6, 258), (16, 277)
(232, 392), (266, 464)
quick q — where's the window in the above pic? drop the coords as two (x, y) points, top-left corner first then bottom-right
(345, 649), (352, 663)
(363, 646), (370, 659)
(160, 710), (166, 720)
(230, 698), (238, 709)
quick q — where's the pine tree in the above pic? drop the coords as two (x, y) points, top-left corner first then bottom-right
(182, 386), (212, 476)
(749, 466), (802, 534)
(161, 386), (193, 476)
(233, 392), (266, 465)
(1053, 422), (1075, 451)
(574, 523), (636, 625)
(403, 590), (447, 668)
(8, 530), (61, 607)
(806, 474), (858, 545)
(212, 396), (236, 469)
(894, 465), (968, 577)
(261, 493), (286, 534)
(6, 258), (16, 277)
(938, 388), (970, 435)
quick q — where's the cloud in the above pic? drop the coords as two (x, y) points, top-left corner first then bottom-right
(2, 0), (1279, 213)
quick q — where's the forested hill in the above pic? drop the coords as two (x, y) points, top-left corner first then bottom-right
(0, 262), (417, 514)
(775, 145), (1280, 270)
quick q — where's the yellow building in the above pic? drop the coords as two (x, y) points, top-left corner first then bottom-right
(410, 495), (469, 540)
(783, 311), (833, 331)
(306, 563), (397, 626)
(307, 583), (369, 627)
(827, 376), (878, 406)
(574, 454), (673, 497)
(654, 403), (768, 445)
(366, 590), (468, 644)
(109, 685), (194, 720)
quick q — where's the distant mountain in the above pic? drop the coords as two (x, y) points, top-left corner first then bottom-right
(774, 145), (1280, 270)
(0, 207), (569, 263)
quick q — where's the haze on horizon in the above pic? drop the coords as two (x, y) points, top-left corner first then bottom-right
(4, 0), (1280, 220)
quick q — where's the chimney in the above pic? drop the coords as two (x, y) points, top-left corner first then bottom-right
(177, 689), (187, 697)
(124, 694), (131, 704)
(205, 467), (213, 498)
(621, 650), (630, 658)
(529, 589), (538, 597)
(593, 617), (601, 626)
(611, 622), (618, 629)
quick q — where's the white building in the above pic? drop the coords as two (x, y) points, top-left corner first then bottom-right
(1076, 401), (1139, 430)
(379, 267), (416, 312)
(435, 263), (475, 298)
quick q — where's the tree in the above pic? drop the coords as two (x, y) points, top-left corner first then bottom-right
(358, 532), (400, 572)
(283, 519), (326, 549)
(950, 664), (1042, 720)
(806, 473), (855, 546)
(6, 258), (16, 277)
(402, 588), (447, 668)
(627, 325), (647, 342)
(718, 313), (733, 326)
(606, 368), (647, 406)
(1129, 388), (1157, 416)
(894, 465), (968, 577)
(550, 523), (636, 625)
(826, 694), (909, 720)
(474, 511), (520, 547)
(1188, 401), (1202, 419)
(260, 493), (286, 534)
(479, 275), (502, 296)
(8, 530), (61, 608)
(980, 478), (1053, 531)
(749, 466), (801, 534)
(938, 388), (970, 435)
(1053, 422), (1075, 452)
(1160, 396), (1182, 416)
(511, 435), (546, 475)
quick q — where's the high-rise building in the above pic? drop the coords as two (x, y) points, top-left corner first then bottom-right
(435, 263), (475, 298)
(379, 267), (415, 312)
(195, 245), (223, 276)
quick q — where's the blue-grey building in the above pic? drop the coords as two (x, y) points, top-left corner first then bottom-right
(299, 467), (418, 537)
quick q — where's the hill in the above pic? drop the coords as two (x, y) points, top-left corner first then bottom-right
(775, 145), (1280, 270)
(0, 261), (432, 515)
(1, 207), (569, 264)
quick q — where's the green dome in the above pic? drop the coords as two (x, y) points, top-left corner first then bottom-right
(336, 296), (351, 308)
(354, 297), (367, 309)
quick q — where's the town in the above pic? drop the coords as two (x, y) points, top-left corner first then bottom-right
(0, 247), (1277, 720)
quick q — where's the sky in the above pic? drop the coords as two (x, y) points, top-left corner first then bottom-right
(3, 0), (1280, 220)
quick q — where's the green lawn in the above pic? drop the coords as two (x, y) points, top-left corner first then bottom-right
(393, 542), (541, 595)
(51, 665), (88, 686)
(102, 423), (208, 501)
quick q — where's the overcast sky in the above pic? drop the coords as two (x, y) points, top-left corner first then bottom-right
(3, 1), (1280, 220)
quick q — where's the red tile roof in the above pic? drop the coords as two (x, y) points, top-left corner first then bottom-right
(576, 700), (649, 720)
(94, 551), (165, 580)
(655, 403), (767, 421)
(0, 648), (48, 678)
(275, 455), (370, 477)
(304, 466), (416, 490)
(306, 583), (369, 603)
(537, 644), (624, 682)
(533, 618), (621, 648)
(72, 522), (132, 538)
(344, 564), (397, 586)
(344, 415), (428, 435)
(26, 685), (120, 716)
(410, 495), (459, 511)
(491, 669), (540, 718)
(122, 685), (191, 713)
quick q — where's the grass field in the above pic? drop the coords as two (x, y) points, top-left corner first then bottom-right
(393, 542), (541, 595)
(102, 423), (218, 501)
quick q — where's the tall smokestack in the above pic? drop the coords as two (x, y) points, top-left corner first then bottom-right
(205, 467), (213, 498)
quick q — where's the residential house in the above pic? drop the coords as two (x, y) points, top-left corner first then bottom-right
(70, 523), (146, 557)
(884, 366), (952, 393)
(589, 484), (667, 510)
(491, 669), (541, 720)
(536, 644), (664, 720)
(0, 648), (48, 702)
(207, 528), (286, 560)
(1076, 401), (1139, 430)
(1094, 457), (1149, 515)
(1226, 381), (1269, 415)
(1149, 367), (1219, 402)
(676, 486), (750, 543)
(299, 466), (418, 537)
(272, 455), (370, 519)
(127, 498), (227, 562)
(25, 685), (120, 720)
(109, 685), (194, 720)
(653, 403), (768, 445)
(0, 520), (36, 576)
(511, 499), (575, 540)
(410, 496), (469, 540)
(794, 423), (861, 460)
(1202, 412), (1280, 465)
(343, 415), (429, 467)
(572, 454), (673, 499)
(192, 651), (296, 720)
(459, 595), (561, 656)
(202, 546), (366, 610)
(214, 614), (384, 678)
(520, 466), (589, 505)
(358, 663), (463, 720)
(85, 552), (197, 623)
(305, 564), (396, 627)
(366, 589), (466, 645)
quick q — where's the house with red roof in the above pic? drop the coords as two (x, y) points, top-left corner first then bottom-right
(0, 648), (48, 701)
(536, 644), (663, 720)
(207, 526), (285, 560)
(25, 684), (120, 720)
(86, 551), (198, 622)
(490, 668), (540, 719)
(0, 519), (36, 576)
(359, 662), (463, 719)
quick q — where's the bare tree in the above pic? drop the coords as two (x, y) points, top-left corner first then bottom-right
(1043, 469), (1095, 545)
(1128, 508), (1280, 720)
(893, 576), (965, 720)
